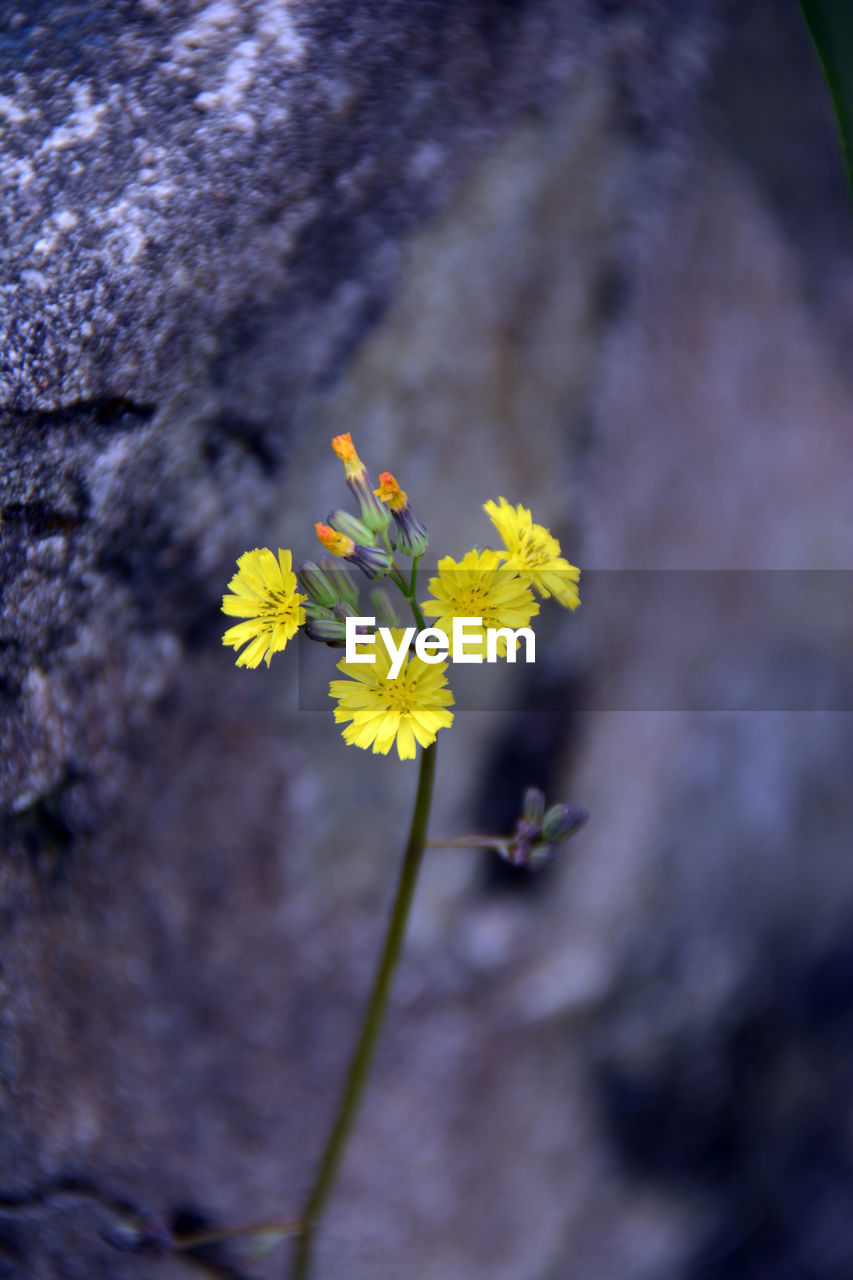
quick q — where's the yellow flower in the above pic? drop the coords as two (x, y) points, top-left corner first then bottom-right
(421, 548), (538, 659)
(315, 522), (355, 558)
(222, 548), (306, 668)
(330, 433), (391, 533)
(483, 497), (580, 610)
(374, 471), (407, 512)
(330, 629), (454, 759)
(330, 431), (363, 478)
(373, 470), (428, 557)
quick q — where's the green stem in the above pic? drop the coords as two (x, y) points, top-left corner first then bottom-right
(289, 740), (437, 1279)
(380, 529), (408, 593)
(174, 1220), (300, 1250)
(409, 555), (421, 597)
(387, 567), (409, 596)
(406, 593), (427, 632)
(425, 835), (509, 852)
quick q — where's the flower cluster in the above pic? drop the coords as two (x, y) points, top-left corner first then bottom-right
(221, 434), (580, 761)
(502, 786), (588, 868)
(428, 786), (589, 868)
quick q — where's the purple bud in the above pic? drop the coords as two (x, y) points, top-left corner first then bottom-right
(297, 560), (338, 608)
(523, 787), (546, 825)
(541, 804), (588, 842)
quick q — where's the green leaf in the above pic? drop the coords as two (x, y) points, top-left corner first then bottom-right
(799, 0), (853, 192)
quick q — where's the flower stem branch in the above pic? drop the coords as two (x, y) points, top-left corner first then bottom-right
(289, 739), (437, 1279)
(425, 835), (509, 852)
(380, 529), (408, 593)
(173, 1219), (301, 1250)
(408, 555), (421, 596)
(404, 591), (427, 632)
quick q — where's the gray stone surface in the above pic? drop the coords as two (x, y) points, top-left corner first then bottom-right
(4, 1), (853, 1278)
(1, 0), (574, 411)
(0, 0), (711, 823)
(0, 0), (598, 819)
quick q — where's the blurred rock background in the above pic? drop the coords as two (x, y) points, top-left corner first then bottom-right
(2, 0), (853, 1277)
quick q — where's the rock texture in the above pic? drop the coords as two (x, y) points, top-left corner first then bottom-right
(3, 0), (853, 1278)
(0, 0), (709, 821)
(0, 0), (584, 818)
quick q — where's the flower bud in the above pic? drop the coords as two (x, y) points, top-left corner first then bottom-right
(369, 587), (400, 627)
(319, 555), (360, 605)
(351, 542), (393, 580)
(541, 804), (589, 843)
(328, 509), (376, 546)
(297, 560), (338, 609)
(331, 433), (360, 471)
(374, 472), (408, 512)
(501, 833), (534, 867)
(315, 523), (392, 581)
(523, 787), (546, 825)
(331, 433), (392, 533)
(527, 844), (558, 870)
(396, 509), (429, 557)
(304, 615), (347, 644)
(374, 472), (428, 557)
(315, 523), (355, 558)
(303, 600), (333, 622)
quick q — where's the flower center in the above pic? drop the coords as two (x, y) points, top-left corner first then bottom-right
(518, 531), (548, 565)
(379, 679), (413, 711)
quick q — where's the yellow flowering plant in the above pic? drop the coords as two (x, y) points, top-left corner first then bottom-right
(203, 435), (588, 1276)
(421, 546), (539, 660)
(330, 626), (454, 759)
(221, 547), (307, 667)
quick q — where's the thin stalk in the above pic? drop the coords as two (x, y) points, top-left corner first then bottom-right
(174, 1220), (300, 1250)
(405, 592), (427, 632)
(425, 835), (509, 852)
(386, 566), (409, 596)
(289, 740), (437, 1279)
(380, 528), (408, 593)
